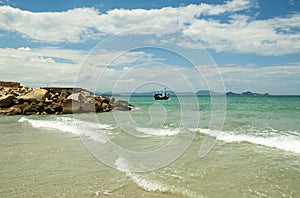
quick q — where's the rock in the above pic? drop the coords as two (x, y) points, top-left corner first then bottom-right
(112, 100), (134, 111)
(62, 99), (81, 114)
(11, 105), (22, 115)
(0, 94), (16, 108)
(0, 84), (133, 115)
(50, 103), (63, 112)
(113, 100), (129, 108)
(22, 103), (41, 115)
(44, 107), (56, 114)
(45, 98), (53, 104)
(95, 104), (103, 112)
(19, 88), (49, 103)
(11, 91), (21, 97)
(20, 102), (30, 112)
(23, 103), (33, 115)
(99, 96), (111, 105)
(19, 87), (28, 94)
(102, 105), (111, 112)
(102, 102), (110, 109)
(113, 107), (128, 111)
(67, 93), (84, 102)
(81, 102), (95, 112)
(110, 97), (116, 104)
(60, 89), (68, 99)
(0, 107), (14, 115)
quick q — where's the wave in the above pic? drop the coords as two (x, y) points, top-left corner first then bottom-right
(115, 157), (200, 197)
(136, 127), (179, 136)
(18, 117), (110, 143)
(18, 116), (300, 154)
(192, 128), (300, 154)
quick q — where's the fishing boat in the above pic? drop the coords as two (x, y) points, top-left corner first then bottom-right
(154, 87), (170, 100)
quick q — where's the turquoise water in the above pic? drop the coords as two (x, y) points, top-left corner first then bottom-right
(1, 96), (299, 197)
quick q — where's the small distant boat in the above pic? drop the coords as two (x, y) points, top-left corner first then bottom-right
(154, 87), (170, 100)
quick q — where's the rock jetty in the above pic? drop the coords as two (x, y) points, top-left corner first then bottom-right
(0, 84), (133, 115)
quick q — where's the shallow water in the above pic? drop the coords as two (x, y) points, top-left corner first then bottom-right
(1, 96), (299, 197)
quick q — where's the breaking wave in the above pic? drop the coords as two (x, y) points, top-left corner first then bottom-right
(192, 128), (300, 154)
(136, 127), (179, 136)
(115, 157), (201, 197)
(18, 117), (110, 143)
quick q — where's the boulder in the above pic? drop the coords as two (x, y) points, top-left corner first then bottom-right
(44, 107), (56, 114)
(81, 102), (95, 112)
(0, 107), (14, 115)
(62, 99), (81, 114)
(102, 104), (112, 112)
(49, 103), (63, 112)
(102, 102), (110, 109)
(11, 105), (22, 115)
(22, 103), (34, 115)
(98, 96), (111, 105)
(19, 88), (49, 103)
(113, 107), (128, 111)
(95, 104), (103, 112)
(80, 90), (93, 97)
(113, 100), (129, 108)
(67, 93), (84, 102)
(60, 89), (68, 99)
(112, 100), (134, 111)
(20, 102), (30, 112)
(0, 94), (16, 108)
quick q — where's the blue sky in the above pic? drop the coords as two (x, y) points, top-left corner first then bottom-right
(0, 0), (299, 94)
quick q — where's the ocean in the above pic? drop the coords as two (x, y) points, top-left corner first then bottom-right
(1, 96), (299, 197)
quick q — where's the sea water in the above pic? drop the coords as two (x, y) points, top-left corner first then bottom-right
(0, 96), (299, 197)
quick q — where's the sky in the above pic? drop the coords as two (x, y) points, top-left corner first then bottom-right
(0, 0), (299, 95)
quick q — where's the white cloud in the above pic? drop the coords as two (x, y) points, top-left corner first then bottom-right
(0, 0), (299, 56)
(0, 47), (85, 87)
(18, 47), (31, 51)
(0, 47), (163, 88)
(0, 6), (102, 43)
(85, 50), (163, 67)
(1, 47), (299, 94)
(0, 0), (251, 42)
(183, 14), (300, 55)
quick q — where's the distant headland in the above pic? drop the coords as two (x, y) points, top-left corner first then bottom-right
(0, 81), (133, 115)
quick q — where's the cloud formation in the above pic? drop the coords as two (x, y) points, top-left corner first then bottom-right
(0, 47), (162, 87)
(1, 0), (299, 55)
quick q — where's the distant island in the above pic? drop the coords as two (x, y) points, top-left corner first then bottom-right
(225, 91), (269, 97)
(98, 90), (270, 97)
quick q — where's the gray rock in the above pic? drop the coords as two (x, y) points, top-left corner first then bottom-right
(62, 99), (81, 114)
(67, 93), (84, 102)
(0, 94), (16, 108)
(81, 102), (95, 112)
(19, 88), (49, 103)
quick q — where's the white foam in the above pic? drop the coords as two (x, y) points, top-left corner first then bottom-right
(18, 117), (110, 143)
(136, 127), (179, 136)
(115, 157), (200, 197)
(115, 157), (170, 192)
(192, 128), (300, 154)
(19, 117), (77, 134)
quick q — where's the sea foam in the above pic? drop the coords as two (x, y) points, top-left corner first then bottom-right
(136, 127), (179, 136)
(192, 128), (300, 154)
(115, 157), (200, 197)
(18, 117), (110, 143)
